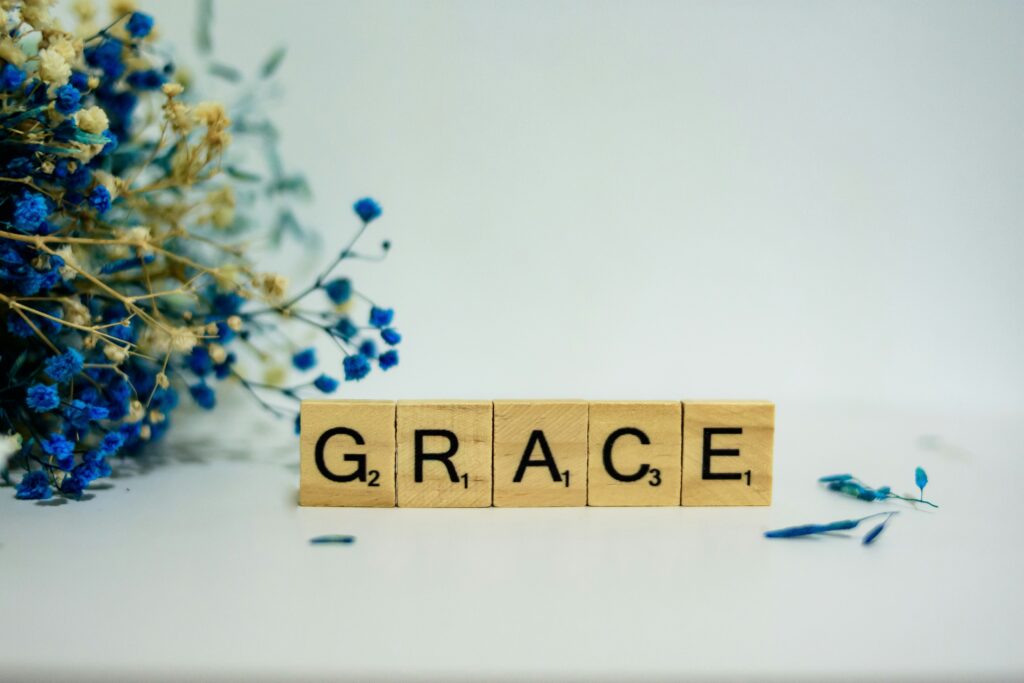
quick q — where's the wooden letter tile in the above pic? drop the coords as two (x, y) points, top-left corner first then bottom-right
(493, 401), (588, 507)
(299, 400), (396, 507)
(681, 401), (774, 506)
(587, 401), (682, 506)
(396, 401), (492, 507)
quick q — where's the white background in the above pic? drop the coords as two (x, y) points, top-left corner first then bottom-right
(3, 1), (1024, 680)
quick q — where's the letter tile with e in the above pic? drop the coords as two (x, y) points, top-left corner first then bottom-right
(681, 401), (774, 506)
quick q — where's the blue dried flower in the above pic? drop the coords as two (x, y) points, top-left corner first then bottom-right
(16, 470), (51, 500)
(369, 306), (393, 328)
(72, 460), (103, 486)
(381, 328), (401, 345)
(188, 346), (213, 376)
(127, 12), (154, 38)
(69, 71), (89, 92)
(359, 339), (378, 358)
(97, 432), (126, 457)
(189, 383), (216, 410)
(84, 39), (125, 79)
(12, 191), (51, 233)
(313, 374), (339, 393)
(323, 278), (352, 304)
(353, 197), (382, 223)
(88, 185), (112, 214)
(26, 384), (60, 413)
(0, 64), (25, 91)
(343, 353), (371, 381)
(333, 317), (358, 340)
(60, 471), (87, 497)
(41, 434), (74, 469)
(43, 349), (83, 383)
(54, 84), (81, 115)
(63, 399), (110, 429)
(292, 348), (317, 371)
(379, 349), (399, 370)
(126, 69), (165, 90)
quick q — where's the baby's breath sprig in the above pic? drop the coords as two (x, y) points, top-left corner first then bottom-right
(0, 2), (402, 502)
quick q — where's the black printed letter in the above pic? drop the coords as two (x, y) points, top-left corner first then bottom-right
(602, 427), (650, 482)
(513, 430), (563, 483)
(315, 427), (368, 482)
(414, 429), (460, 483)
(702, 427), (742, 480)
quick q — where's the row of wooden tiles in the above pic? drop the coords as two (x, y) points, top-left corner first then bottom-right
(299, 400), (774, 507)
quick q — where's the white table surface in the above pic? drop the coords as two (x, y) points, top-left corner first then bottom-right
(2, 399), (1019, 681)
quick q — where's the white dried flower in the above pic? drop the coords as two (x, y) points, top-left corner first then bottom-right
(75, 106), (110, 134)
(38, 48), (71, 86)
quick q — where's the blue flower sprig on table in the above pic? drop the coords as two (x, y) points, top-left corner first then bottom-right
(766, 467), (936, 546)
(765, 511), (899, 544)
(818, 470), (938, 508)
(0, 3), (402, 502)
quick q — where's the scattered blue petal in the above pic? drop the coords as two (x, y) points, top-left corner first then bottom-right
(309, 534), (356, 545)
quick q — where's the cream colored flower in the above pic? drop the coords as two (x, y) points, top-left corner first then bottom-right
(155, 372), (170, 389)
(208, 343), (227, 365)
(165, 100), (193, 135)
(162, 82), (183, 98)
(110, 0), (137, 16)
(46, 35), (81, 63)
(0, 37), (25, 67)
(125, 226), (151, 244)
(38, 48), (71, 86)
(125, 399), (145, 423)
(104, 343), (129, 363)
(75, 106), (109, 134)
(208, 186), (235, 228)
(62, 296), (90, 325)
(263, 365), (287, 388)
(55, 245), (81, 280)
(0, 432), (22, 460)
(73, 0), (97, 20)
(168, 327), (198, 352)
(257, 273), (289, 301)
(21, 0), (55, 30)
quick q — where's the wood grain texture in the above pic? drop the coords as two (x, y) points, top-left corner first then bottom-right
(681, 401), (774, 506)
(587, 401), (682, 506)
(299, 400), (396, 507)
(493, 400), (588, 507)
(396, 400), (492, 507)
